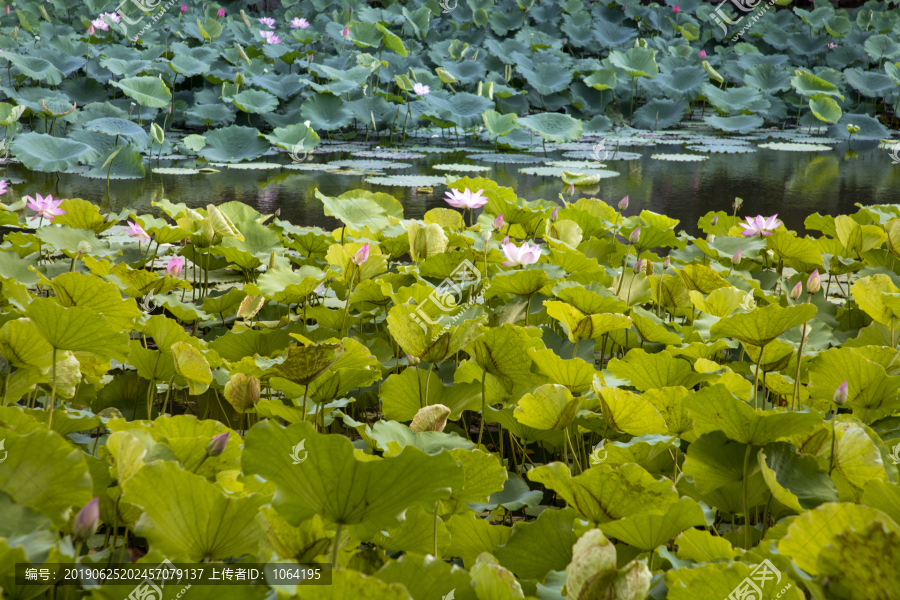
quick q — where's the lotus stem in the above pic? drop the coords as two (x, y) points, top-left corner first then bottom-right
(433, 502), (439, 558)
(752, 345), (764, 410)
(477, 369), (487, 447)
(829, 413), (839, 475)
(565, 427), (582, 474)
(47, 347), (57, 428)
(741, 443), (752, 549)
(792, 330), (806, 411)
(302, 383), (310, 425)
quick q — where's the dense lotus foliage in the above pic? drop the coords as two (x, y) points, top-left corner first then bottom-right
(2, 177), (900, 599)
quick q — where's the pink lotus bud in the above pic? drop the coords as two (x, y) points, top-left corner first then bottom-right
(493, 213), (504, 231)
(206, 432), (229, 457)
(699, 50), (706, 58)
(732, 249), (742, 265)
(711, 215), (718, 226)
(217, 8), (225, 17)
(790, 281), (802, 300)
(5, 5), (9, 14)
(550, 207), (558, 222)
(673, 5), (679, 12)
(807, 269), (821, 293)
(633, 259), (644, 274)
(180, 5), (187, 12)
(618, 195), (629, 211)
(502, 235), (509, 245)
(406, 353), (420, 366)
(833, 381), (848, 405)
(663, 257), (671, 269)
(567, 184), (575, 196)
(342, 26), (349, 37)
(166, 256), (184, 277)
(88, 24), (95, 36)
(351, 243), (369, 266)
(628, 227), (641, 244)
(73, 498), (100, 540)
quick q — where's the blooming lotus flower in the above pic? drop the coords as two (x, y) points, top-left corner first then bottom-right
(833, 381), (848, 405)
(126, 220), (150, 242)
(0, 180), (7, 195)
(166, 256), (184, 277)
(290, 17), (310, 29)
(501, 241), (543, 267)
(180, 5), (187, 12)
(352, 243), (369, 266)
(412, 82), (430, 96)
(699, 50), (706, 58)
(618, 195), (629, 211)
(217, 8), (225, 17)
(206, 432), (229, 457)
(444, 188), (488, 210)
(265, 35), (281, 44)
(259, 16), (276, 29)
(808, 269), (821, 293)
(73, 498), (100, 540)
(259, 30), (274, 39)
(493, 213), (504, 231)
(90, 17), (109, 31)
(26, 193), (65, 222)
(740, 214), (781, 237)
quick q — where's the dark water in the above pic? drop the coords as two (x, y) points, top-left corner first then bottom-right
(4, 137), (897, 236)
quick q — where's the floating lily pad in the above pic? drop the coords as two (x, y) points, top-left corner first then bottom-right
(352, 150), (427, 160)
(518, 166), (620, 178)
(757, 142), (833, 152)
(432, 163), (492, 172)
(366, 175), (447, 187)
(151, 167), (201, 175)
(328, 160), (412, 170)
(470, 154), (547, 164)
(650, 154), (709, 162)
(224, 162), (283, 170)
(686, 145), (758, 154)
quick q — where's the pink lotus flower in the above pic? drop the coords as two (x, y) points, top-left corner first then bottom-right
(0, 180), (8, 195)
(342, 26), (350, 38)
(699, 50), (706, 58)
(166, 256), (184, 277)
(739, 214), (781, 237)
(90, 17), (109, 31)
(352, 243), (369, 266)
(126, 220), (150, 242)
(833, 381), (848, 405)
(444, 188), (488, 210)
(493, 213), (504, 231)
(290, 17), (310, 29)
(828, 42), (837, 50)
(102, 11), (120, 22)
(501, 241), (543, 267)
(88, 24), (95, 36)
(180, 5), (187, 12)
(25, 193), (65, 222)
(413, 82), (430, 96)
(217, 8), (225, 17)
(259, 16), (276, 29)
(4, 6), (9, 14)
(265, 35), (281, 44)
(618, 195), (629, 211)
(260, 30), (274, 39)
(808, 269), (821, 293)
(673, 5), (679, 12)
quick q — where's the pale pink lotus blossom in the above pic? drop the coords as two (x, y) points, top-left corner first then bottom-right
(501, 241), (542, 267)
(290, 17), (310, 29)
(413, 82), (430, 96)
(444, 188), (488, 210)
(828, 42), (837, 50)
(26, 193), (65, 222)
(126, 220), (151, 242)
(166, 256), (184, 277)
(739, 214), (781, 237)
(101, 11), (120, 22)
(90, 17), (109, 31)
(88, 24), (95, 36)
(352, 243), (370, 266)
(265, 35), (282, 44)
(259, 17), (276, 29)
(260, 30), (274, 39)
(0, 180), (8, 195)
(493, 213), (504, 231)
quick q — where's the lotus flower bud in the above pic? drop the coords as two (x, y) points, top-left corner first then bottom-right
(480, 229), (491, 244)
(77, 241), (92, 254)
(493, 213), (504, 231)
(87, 24), (94, 35)
(502, 235), (509, 245)
(166, 255), (184, 277)
(550, 207), (558, 222)
(234, 72), (245, 86)
(217, 8), (225, 17)
(628, 227), (641, 244)
(5, 5), (10, 14)
(733, 197), (743, 210)
(73, 497), (99, 540)
(790, 281), (802, 300)
(633, 258), (644, 274)
(406, 353), (420, 366)
(663, 257), (671, 269)
(342, 26), (349, 37)
(708, 234), (716, 244)
(567, 184), (575, 197)
(351, 243), (369, 266)
(618, 195), (629, 211)
(732, 249), (742, 265)
(673, 5), (679, 12)
(711, 215), (718, 226)
(206, 432), (229, 457)
(807, 269), (821, 293)
(699, 50), (706, 58)
(180, 4), (187, 12)
(833, 381), (848, 406)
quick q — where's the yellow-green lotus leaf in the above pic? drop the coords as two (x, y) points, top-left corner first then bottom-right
(643, 387), (696, 440)
(831, 417), (888, 502)
(689, 287), (749, 317)
(387, 303), (485, 364)
(381, 366), (481, 421)
(470, 553), (526, 600)
(374, 505), (450, 555)
(447, 514), (512, 569)
(25, 298), (130, 362)
(464, 323), (536, 393)
(408, 221), (449, 262)
(528, 348), (597, 394)
(758, 442), (838, 513)
(817, 520), (900, 600)
(743, 339), (795, 372)
(443, 448), (507, 512)
(852, 274), (900, 328)
(486, 269), (554, 299)
(836, 214), (886, 255)
(595, 384), (667, 436)
(767, 230), (824, 271)
(665, 561), (804, 600)
(409, 404), (451, 433)
(599, 497), (707, 551)
(0, 318), (54, 368)
(493, 506), (580, 581)
(545, 301), (632, 342)
(514, 384), (582, 431)
(675, 528), (741, 562)
(606, 349), (714, 391)
(258, 506), (331, 563)
(710, 303), (817, 347)
(269, 342), (344, 386)
(630, 306), (681, 344)
(678, 264), (730, 294)
(807, 347), (900, 422)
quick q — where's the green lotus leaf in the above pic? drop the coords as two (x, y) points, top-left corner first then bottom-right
(817, 520), (900, 599)
(0, 318), (54, 368)
(599, 497), (707, 552)
(373, 505), (450, 555)
(607, 349), (713, 391)
(110, 76), (173, 108)
(257, 505), (330, 564)
(47, 272), (141, 331)
(482, 110), (518, 138)
(201, 287), (247, 319)
(255, 266), (324, 305)
(464, 323), (536, 394)
(10, 132), (101, 172)
(674, 527), (741, 562)
(446, 513), (512, 568)
(300, 93), (355, 131)
(513, 384), (581, 431)
(681, 431), (768, 500)
(3, 53), (64, 84)
(262, 122), (321, 152)
(704, 114), (765, 133)
(643, 387), (696, 440)
(689, 287), (748, 318)
(517, 61), (572, 96)
(758, 441), (838, 512)
(170, 341), (213, 395)
(584, 69), (618, 91)
(516, 113), (583, 143)
(710, 303), (817, 347)
(470, 554), (526, 600)
(529, 462), (677, 526)
(791, 70), (844, 100)
(778, 502), (899, 576)
(465, 473), (544, 512)
(376, 23), (407, 56)
(122, 460), (265, 560)
(528, 348), (596, 394)
(387, 305), (484, 364)
(196, 125), (269, 163)
(232, 89), (279, 114)
(830, 418), (888, 501)
(767, 231), (823, 271)
(302, 569), (413, 600)
(243, 420), (464, 529)
(376, 553), (473, 600)
(807, 347), (900, 422)
(214, 221), (283, 270)
(632, 98), (688, 130)
(366, 419), (474, 457)
(630, 306), (682, 345)
(381, 366), (481, 422)
(408, 221), (449, 261)
(25, 298), (129, 362)
(443, 448), (508, 513)
(168, 54), (210, 77)
(862, 479), (900, 528)
(609, 47), (659, 78)
(485, 269), (553, 299)
(596, 385), (668, 436)
(809, 96), (842, 124)
(544, 302), (632, 342)
(494, 506), (580, 580)
(836, 214), (887, 254)
(267, 343), (344, 388)
(316, 189), (403, 232)
(665, 562), (804, 600)
(84, 117), (151, 147)
(182, 134), (208, 152)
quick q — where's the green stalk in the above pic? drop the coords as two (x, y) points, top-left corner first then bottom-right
(477, 370), (487, 447)
(829, 414), (840, 475)
(752, 345), (765, 410)
(47, 347), (57, 428)
(741, 443), (752, 549)
(433, 502), (440, 558)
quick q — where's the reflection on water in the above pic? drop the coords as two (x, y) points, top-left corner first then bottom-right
(4, 138), (897, 236)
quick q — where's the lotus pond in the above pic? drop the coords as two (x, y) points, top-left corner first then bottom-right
(4, 0), (900, 599)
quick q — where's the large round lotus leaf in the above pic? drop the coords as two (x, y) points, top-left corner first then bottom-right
(844, 68), (894, 98)
(584, 69), (618, 91)
(632, 99), (688, 130)
(186, 103), (235, 126)
(83, 144), (146, 180)
(826, 113), (891, 140)
(367, 175), (446, 187)
(791, 70), (844, 99)
(809, 96), (842, 124)
(864, 33), (900, 61)
(300, 93), (354, 131)
(168, 54), (210, 77)
(650, 153), (708, 162)
(743, 63), (792, 93)
(518, 62), (573, 96)
(83, 117), (150, 146)
(232, 89), (279, 114)
(443, 92), (494, 129)
(10, 132), (101, 172)
(262, 123), (321, 152)
(110, 76), (172, 108)
(704, 114), (764, 133)
(757, 142), (832, 151)
(517, 113), (583, 143)
(196, 125), (269, 163)
(608, 47), (659, 78)
(3, 53), (64, 85)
